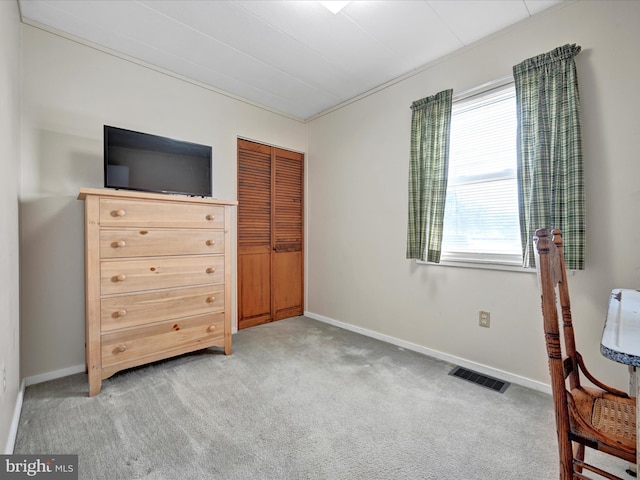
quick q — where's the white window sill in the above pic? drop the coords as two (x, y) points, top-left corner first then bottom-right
(416, 259), (576, 277)
(416, 258), (536, 274)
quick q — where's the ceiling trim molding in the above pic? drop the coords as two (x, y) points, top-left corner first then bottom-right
(19, 17), (307, 124)
(19, 0), (576, 124)
(305, 0), (576, 122)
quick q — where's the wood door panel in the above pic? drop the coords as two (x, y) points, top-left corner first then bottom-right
(273, 251), (303, 320)
(274, 150), (303, 250)
(238, 252), (271, 324)
(238, 144), (271, 249)
(273, 147), (304, 321)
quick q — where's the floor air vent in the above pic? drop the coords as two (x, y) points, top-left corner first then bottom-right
(449, 366), (510, 393)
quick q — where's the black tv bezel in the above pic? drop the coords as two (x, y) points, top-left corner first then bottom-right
(103, 125), (213, 198)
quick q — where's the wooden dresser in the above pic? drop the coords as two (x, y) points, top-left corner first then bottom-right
(78, 187), (236, 396)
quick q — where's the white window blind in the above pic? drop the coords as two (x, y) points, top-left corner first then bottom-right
(440, 82), (522, 265)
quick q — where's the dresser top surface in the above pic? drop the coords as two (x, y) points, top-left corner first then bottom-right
(77, 187), (237, 206)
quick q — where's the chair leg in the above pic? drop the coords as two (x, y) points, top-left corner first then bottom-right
(558, 435), (575, 480)
(573, 443), (584, 474)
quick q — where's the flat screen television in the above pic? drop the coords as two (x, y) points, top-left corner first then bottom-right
(104, 125), (212, 197)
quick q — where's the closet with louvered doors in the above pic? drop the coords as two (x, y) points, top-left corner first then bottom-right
(237, 139), (304, 330)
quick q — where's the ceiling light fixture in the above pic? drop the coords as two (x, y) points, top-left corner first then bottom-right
(319, 1), (350, 14)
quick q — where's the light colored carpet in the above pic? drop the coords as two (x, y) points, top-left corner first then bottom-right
(14, 316), (630, 479)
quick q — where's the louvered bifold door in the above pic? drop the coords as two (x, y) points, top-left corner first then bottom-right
(238, 140), (272, 329)
(273, 147), (304, 320)
(237, 140), (304, 329)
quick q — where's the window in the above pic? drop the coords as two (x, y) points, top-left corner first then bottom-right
(440, 82), (522, 266)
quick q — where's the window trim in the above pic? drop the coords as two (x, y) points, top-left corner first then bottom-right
(453, 75), (514, 103)
(438, 75), (521, 269)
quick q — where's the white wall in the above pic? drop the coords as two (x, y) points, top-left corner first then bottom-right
(306, 0), (640, 390)
(18, 0), (640, 394)
(0, 0), (22, 453)
(20, 25), (306, 380)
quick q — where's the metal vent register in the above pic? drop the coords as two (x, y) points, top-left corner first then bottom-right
(449, 366), (510, 393)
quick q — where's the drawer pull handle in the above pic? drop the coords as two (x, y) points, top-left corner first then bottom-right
(113, 240), (126, 248)
(114, 309), (127, 318)
(112, 209), (126, 217)
(117, 344), (127, 353)
(114, 274), (127, 282)
(207, 325), (216, 333)
(206, 296), (216, 303)
(206, 240), (215, 246)
(206, 267), (215, 274)
(206, 214), (215, 221)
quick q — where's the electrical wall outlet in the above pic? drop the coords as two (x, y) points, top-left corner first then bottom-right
(479, 310), (490, 328)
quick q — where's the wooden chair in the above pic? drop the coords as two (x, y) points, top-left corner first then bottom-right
(534, 228), (637, 480)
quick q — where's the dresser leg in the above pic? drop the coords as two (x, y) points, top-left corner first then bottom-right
(224, 329), (232, 355)
(88, 371), (101, 397)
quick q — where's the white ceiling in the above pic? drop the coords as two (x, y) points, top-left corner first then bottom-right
(18, 0), (565, 120)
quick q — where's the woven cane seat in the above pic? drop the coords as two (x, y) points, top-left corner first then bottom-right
(571, 386), (637, 452)
(592, 396), (636, 447)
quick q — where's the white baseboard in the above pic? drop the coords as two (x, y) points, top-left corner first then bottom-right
(4, 379), (25, 454)
(3, 364), (86, 453)
(24, 364), (85, 387)
(304, 310), (551, 395)
(3, 364), (87, 453)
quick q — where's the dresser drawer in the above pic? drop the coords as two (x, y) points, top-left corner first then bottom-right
(101, 284), (224, 331)
(101, 255), (224, 295)
(101, 313), (225, 368)
(100, 229), (224, 258)
(99, 198), (224, 229)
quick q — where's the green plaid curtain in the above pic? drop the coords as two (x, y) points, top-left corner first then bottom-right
(407, 89), (453, 262)
(513, 44), (584, 269)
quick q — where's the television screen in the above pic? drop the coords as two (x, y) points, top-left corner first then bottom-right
(104, 126), (212, 197)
